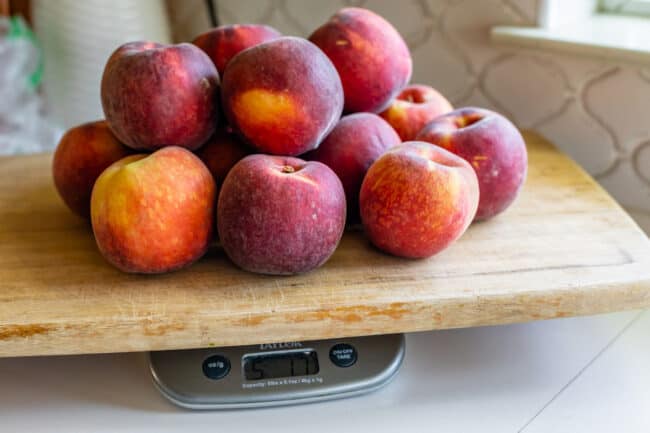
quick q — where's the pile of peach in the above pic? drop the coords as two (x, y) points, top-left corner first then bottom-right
(52, 7), (527, 275)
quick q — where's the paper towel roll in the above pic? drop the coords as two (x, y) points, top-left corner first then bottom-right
(33, 0), (172, 129)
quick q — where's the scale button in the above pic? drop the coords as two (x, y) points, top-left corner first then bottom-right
(329, 343), (357, 367)
(202, 355), (231, 380)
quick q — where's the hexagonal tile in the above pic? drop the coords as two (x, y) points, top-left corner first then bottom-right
(444, 0), (526, 73)
(633, 141), (650, 185)
(626, 208), (650, 235)
(454, 85), (500, 111)
(482, 54), (569, 127)
(410, 31), (473, 102)
(362, 0), (434, 49)
(218, 0), (275, 26)
(583, 66), (650, 154)
(502, 0), (539, 24)
(598, 159), (650, 213)
(283, 0), (346, 36)
(536, 101), (619, 176)
(535, 51), (610, 88)
(261, 10), (308, 36)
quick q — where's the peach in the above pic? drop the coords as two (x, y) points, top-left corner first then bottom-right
(309, 7), (412, 113)
(52, 120), (132, 219)
(416, 107), (527, 220)
(192, 24), (281, 76)
(306, 113), (400, 223)
(217, 155), (346, 275)
(196, 127), (251, 186)
(91, 146), (216, 273)
(360, 142), (479, 258)
(221, 36), (343, 156)
(380, 84), (453, 141)
(101, 41), (220, 151)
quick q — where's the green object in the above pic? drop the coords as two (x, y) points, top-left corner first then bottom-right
(6, 15), (43, 90)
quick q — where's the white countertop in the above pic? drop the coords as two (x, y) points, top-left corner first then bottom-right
(2, 310), (649, 432)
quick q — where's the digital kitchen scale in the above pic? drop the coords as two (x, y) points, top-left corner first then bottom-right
(149, 333), (405, 410)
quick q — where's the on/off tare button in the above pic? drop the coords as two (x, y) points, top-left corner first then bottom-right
(202, 355), (231, 380)
(329, 343), (357, 367)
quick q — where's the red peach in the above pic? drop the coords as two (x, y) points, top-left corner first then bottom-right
(101, 41), (220, 151)
(196, 127), (251, 186)
(306, 113), (400, 223)
(360, 142), (479, 258)
(52, 120), (132, 219)
(221, 36), (343, 156)
(192, 24), (281, 76)
(416, 107), (527, 220)
(380, 84), (453, 141)
(309, 7), (412, 113)
(91, 147), (216, 273)
(217, 155), (346, 275)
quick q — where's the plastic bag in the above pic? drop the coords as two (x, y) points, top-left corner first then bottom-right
(0, 16), (61, 155)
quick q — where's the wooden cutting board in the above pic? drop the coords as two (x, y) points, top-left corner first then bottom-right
(1, 131), (649, 358)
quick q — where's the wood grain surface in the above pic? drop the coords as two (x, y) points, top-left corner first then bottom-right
(1, 131), (649, 357)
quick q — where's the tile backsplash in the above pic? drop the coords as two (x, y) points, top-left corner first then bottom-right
(194, 0), (648, 234)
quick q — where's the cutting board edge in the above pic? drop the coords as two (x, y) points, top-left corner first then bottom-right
(2, 276), (649, 358)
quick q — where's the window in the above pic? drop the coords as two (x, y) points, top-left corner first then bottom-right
(600, 0), (650, 16)
(491, 0), (650, 64)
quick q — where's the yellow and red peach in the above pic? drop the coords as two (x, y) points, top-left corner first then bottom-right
(217, 155), (346, 275)
(309, 7), (412, 113)
(306, 113), (400, 223)
(221, 36), (343, 156)
(196, 127), (251, 186)
(91, 146), (216, 274)
(192, 24), (281, 76)
(101, 41), (220, 151)
(380, 84), (453, 141)
(416, 107), (527, 220)
(52, 120), (132, 219)
(360, 142), (479, 258)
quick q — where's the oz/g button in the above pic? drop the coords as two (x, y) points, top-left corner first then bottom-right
(202, 354), (231, 380)
(329, 343), (357, 367)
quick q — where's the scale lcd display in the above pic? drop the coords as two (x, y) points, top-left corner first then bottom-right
(243, 350), (319, 380)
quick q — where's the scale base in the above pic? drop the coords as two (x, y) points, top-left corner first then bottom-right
(149, 334), (405, 410)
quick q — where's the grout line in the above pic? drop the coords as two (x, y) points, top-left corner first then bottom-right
(518, 310), (647, 433)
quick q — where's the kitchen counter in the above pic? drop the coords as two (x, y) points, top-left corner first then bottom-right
(2, 310), (649, 432)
